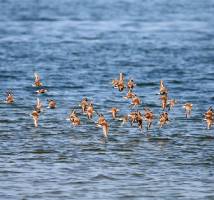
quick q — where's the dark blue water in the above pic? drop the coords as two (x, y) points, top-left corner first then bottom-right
(0, 0), (214, 199)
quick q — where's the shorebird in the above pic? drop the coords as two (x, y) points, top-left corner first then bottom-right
(123, 90), (135, 99)
(118, 115), (129, 126)
(109, 107), (119, 119)
(69, 110), (80, 126)
(160, 80), (168, 95)
(31, 110), (39, 128)
(100, 120), (109, 138)
(160, 94), (168, 110)
(127, 79), (136, 91)
(129, 112), (136, 126)
(204, 107), (213, 129)
(48, 99), (56, 109)
(128, 111), (138, 126)
(34, 72), (43, 87)
(183, 103), (193, 118)
(136, 111), (143, 130)
(117, 80), (125, 92)
(112, 72), (125, 92)
(128, 111), (143, 130)
(97, 113), (106, 125)
(35, 98), (42, 113)
(5, 90), (14, 104)
(144, 108), (154, 130)
(86, 102), (94, 119)
(112, 79), (119, 88)
(130, 94), (141, 108)
(159, 112), (169, 128)
(97, 114), (109, 138)
(36, 88), (48, 94)
(168, 99), (177, 110)
(80, 97), (88, 113)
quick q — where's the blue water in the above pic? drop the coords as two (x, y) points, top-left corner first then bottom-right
(0, 0), (214, 199)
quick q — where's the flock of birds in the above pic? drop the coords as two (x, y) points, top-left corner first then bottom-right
(3, 72), (214, 139)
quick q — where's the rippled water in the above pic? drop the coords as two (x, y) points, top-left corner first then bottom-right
(0, 0), (214, 199)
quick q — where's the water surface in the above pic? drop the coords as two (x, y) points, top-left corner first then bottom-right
(0, 0), (214, 199)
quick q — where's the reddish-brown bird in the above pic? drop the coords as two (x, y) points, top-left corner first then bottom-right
(5, 91), (14, 104)
(35, 98), (42, 113)
(34, 72), (43, 87)
(86, 102), (94, 119)
(130, 94), (141, 108)
(160, 94), (168, 110)
(31, 110), (39, 128)
(97, 114), (109, 138)
(123, 90), (135, 99)
(160, 80), (168, 95)
(112, 72), (125, 92)
(136, 111), (143, 130)
(80, 97), (88, 113)
(128, 111), (138, 126)
(127, 79), (136, 91)
(159, 112), (169, 128)
(36, 88), (48, 94)
(168, 99), (177, 110)
(204, 107), (213, 129)
(69, 110), (81, 126)
(48, 99), (56, 109)
(183, 103), (193, 118)
(144, 108), (154, 130)
(109, 107), (119, 119)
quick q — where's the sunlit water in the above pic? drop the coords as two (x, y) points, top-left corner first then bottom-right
(0, 0), (214, 199)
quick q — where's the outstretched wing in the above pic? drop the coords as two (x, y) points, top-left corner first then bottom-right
(34, 73), (40, 81)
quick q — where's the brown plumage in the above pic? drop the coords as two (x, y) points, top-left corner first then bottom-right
(80, 97), (88, 113)
(112, 79), (119, 88)
(159, 112), (169, 128)
(183, 103), (193, 118)
(35, 98), (42, 113)
(118, 81), (125, 92)
(5, 91), (14, 104)
(128, 111), (143, 130)
(36, 88), (48, 94)
(86, 103), (94, 119)
(169, 99), (177, 110)
(97, 114), (109, 138)
(110, 107), (119, 119)
(31, 110), (39, 128)
(69, 110), (80, 126)
(101, 121), (109, 138)
(112, 72), (125, 92)
(160, 94), (168, 110)
(204, 107), (213, 129)
(130, 95), (141, 108)
(34, 73), (43, 87)
(97, 114), (106, 125)
(48, 99), (56, 109)
(128, 112), (138, 126)
(160, 80), (168, 95)
(136, 111), (143, 130)
(144, 108), (154, 130)
(127, 79), (136, 90)
(123, 90), (135, 99)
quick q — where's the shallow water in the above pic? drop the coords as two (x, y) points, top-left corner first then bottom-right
(0, 0), (214, 199)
